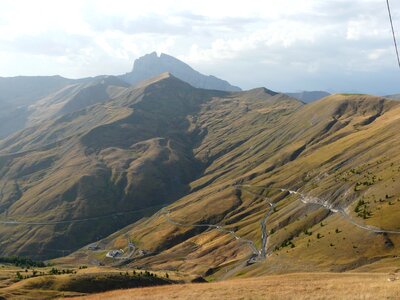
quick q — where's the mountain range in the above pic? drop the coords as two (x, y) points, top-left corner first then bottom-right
(0, 53), (240, 139)
(1, 53), (400, 282)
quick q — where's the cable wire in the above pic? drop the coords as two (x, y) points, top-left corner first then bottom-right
(386, 0), (400, 69)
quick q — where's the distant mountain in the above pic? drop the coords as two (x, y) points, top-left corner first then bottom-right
(0, 75), (74, 107)
(0, 76), (75, 138)
(0, 53), (240, 139)
(285, 91), (330, 103)
(28, 75), (129, 126)
(119, 52), (241, 92)
(385, 94), (400, 100)
(0, 75), (128, 138)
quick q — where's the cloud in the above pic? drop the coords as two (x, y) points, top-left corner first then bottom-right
(0, 0), (399, 94)
(0, 32), (94, 57)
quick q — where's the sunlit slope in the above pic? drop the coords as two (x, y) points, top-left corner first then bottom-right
(82, 94), (400, 277)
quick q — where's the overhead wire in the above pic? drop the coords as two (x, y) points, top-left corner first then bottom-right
(386, 0), (400, 69)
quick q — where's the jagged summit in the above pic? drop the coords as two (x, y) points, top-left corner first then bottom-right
(119, 52), (241, 92)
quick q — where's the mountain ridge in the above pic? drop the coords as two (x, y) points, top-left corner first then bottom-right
(0, 53), (242, 140)
(1, 69), (400, 283)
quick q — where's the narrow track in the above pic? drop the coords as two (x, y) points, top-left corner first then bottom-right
(3, 183), (400, 266)
(160, 185), (278, 262)
(236, 186), (275, 258)
(241, 184), (400, 235)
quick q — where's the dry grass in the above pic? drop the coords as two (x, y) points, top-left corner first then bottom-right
(3, 79), (400, 284)
(76, 273), (400, 300)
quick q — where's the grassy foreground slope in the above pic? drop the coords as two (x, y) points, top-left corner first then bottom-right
(0, 263), (174, 300)
(70, 93), (400, 278)
(77, 273), (400, 300)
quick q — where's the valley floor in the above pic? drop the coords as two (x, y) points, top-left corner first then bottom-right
(76, 272), (400, 300)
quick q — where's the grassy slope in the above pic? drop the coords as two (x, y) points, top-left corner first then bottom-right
(76, 273), (400, 300)
(0, 264), (174, 300)
(75, 94), (400, 278)
(2, 74), (400, 280)
(63, 86), (303, 272)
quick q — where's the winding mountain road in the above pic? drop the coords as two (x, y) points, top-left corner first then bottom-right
(283, 188), (400, 235)
(2, 182), (400, 265)
(160, 185), (278, 262)
(240, 184), (400, 235)
(235, 186), (275, 258)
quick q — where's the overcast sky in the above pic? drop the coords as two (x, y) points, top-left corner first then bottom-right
(0, 0), (399, 94)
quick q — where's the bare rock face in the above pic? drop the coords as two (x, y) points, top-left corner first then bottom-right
(120, 52), (241, 92)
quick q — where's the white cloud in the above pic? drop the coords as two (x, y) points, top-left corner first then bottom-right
(0, 0), (399, 94)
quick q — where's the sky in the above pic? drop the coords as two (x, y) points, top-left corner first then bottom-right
(0, 0), (399, 95)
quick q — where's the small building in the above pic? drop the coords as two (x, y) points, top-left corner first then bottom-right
(106, 249), (124, 258)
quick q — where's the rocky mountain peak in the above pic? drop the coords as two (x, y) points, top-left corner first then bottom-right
(119, 52), (241, 92)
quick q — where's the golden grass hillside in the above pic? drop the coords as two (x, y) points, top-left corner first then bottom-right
(69, 93), (400, 279)
(2, 72), (400, 283)
(76, 273), (400, 300)
(0, 264), (175, 300)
